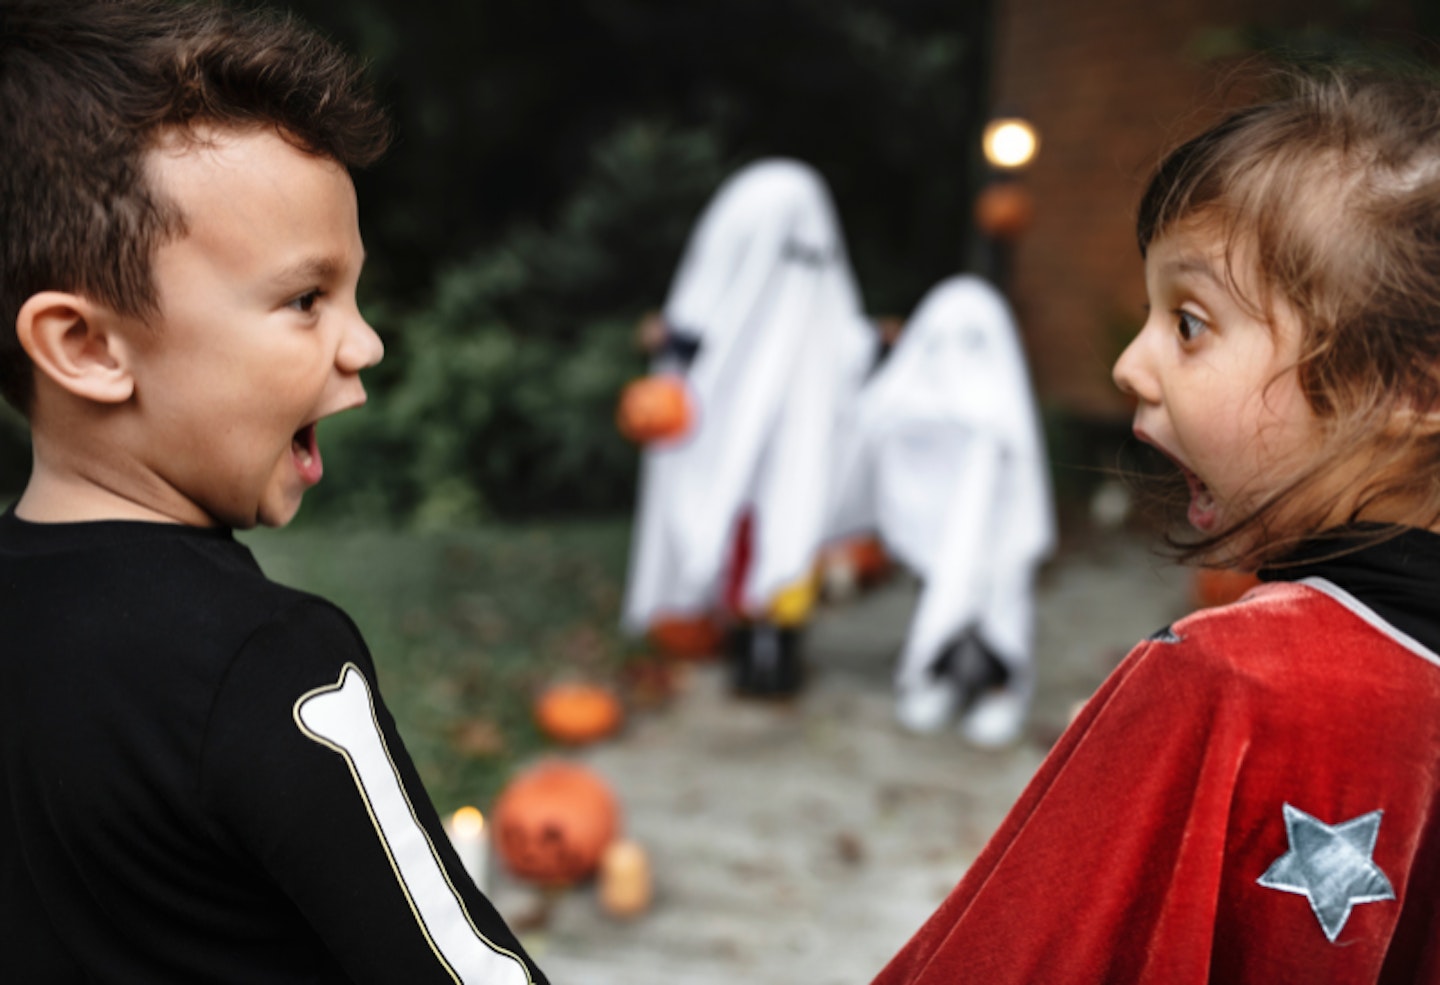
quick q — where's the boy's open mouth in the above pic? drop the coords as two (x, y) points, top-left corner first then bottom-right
(292, 423), (323, 486)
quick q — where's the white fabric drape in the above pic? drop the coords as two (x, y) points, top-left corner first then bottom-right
(622, 159), (875, 632)
(826, 275), (1055, 690)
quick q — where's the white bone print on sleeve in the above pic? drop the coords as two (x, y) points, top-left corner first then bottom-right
(294, 663), (531, 985)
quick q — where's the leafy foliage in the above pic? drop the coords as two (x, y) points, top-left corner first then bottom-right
(304, 122), (731, 522)
(282, 0), (993, 523)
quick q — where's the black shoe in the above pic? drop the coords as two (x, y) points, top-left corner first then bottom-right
(935, 632), (1010, 708)
(728, 621), (805, 697)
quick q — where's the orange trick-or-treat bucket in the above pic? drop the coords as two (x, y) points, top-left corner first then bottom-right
(616, 375), (692, 444)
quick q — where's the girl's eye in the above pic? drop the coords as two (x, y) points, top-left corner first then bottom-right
(288, 290), (322, 314)
(1176, 310), (1207, 342)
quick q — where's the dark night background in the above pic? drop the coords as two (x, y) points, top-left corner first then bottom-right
(225, 0), (999, 523)
(3, 1), (1430, 522)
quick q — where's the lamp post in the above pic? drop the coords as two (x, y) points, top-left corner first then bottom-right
(974, 115), (1039, 296)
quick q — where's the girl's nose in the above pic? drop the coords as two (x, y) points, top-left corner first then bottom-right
(1112, 328), (1156, 404)
(338, 311), (384, 373)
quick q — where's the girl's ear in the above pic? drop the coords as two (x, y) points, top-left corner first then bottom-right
(15, 291), (136, 404)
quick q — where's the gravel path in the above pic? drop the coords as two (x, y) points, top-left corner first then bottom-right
(488, 527), (1195, 985)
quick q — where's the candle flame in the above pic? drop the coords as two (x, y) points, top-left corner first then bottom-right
(451, 805), (485, 837)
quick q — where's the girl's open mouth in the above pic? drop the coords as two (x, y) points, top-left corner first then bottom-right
(292, 422), (323, 486)
(1134, 429), (1217, 532)
(1182, 465), (1217, 531)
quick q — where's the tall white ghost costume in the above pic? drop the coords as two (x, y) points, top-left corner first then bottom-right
(827, 274), (1055, 742)
(621, 159), (875, 635)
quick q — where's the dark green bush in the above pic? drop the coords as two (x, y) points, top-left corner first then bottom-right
(305, 121), (730, 524)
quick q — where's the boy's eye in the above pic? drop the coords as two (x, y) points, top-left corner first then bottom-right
(288, 290), (322, 314)
(1176, 310), (1207, 342)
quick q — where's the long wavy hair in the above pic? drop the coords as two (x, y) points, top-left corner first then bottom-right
(1134, 63), (1440, 569)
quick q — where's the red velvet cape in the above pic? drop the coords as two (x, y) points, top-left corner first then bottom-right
(871, 580), (1440, 983)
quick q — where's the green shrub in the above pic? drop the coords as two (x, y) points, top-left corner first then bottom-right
(305, 121), (730, 524)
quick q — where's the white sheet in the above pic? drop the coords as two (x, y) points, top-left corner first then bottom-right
(622, 159), (875, 632)
(826, 275), (1055, 690)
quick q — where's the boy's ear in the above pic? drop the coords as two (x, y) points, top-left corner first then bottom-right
(16, 291), (135, 404)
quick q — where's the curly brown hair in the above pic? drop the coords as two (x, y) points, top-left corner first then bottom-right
(0, 0), (391, 412)
(1133, 63), (1440, 569)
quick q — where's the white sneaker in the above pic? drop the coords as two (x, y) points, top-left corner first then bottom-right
(958, 689), (1026, 749)
(895, 675), (961, 733)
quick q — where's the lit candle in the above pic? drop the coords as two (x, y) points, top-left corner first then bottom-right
(599, 838), (652, 918)
(446, 805), (489, 894)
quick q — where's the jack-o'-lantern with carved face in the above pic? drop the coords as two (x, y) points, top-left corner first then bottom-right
(493, 760), (620, 886)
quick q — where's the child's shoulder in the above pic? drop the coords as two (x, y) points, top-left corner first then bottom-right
(1130, 579), (1440, 710)
(1057, 578), (1440, 796)
(0, 513), (354, 649)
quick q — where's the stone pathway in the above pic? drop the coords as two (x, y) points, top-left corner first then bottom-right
(489, 527), (1195, 985)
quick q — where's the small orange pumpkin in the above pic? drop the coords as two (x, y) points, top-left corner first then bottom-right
(616, 374), (692, 444)
(493, 760), (620, 886)
(819, 535), (893, 599)
(534, 683), (624, 745)
(847, 535), (892, 584)
(647, 613), (725, 659)
(1193, 567), (1262, 609)
(974, 181), (1035, 240)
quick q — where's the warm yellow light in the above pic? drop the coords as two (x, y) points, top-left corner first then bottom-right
(983, 118), (1039, 170)
(451, 806), (485, 837)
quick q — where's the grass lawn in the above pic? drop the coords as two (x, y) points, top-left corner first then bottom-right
(239, 518), (638, 814)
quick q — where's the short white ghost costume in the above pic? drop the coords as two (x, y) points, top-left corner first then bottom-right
(827, 275), (1055, 734)
(621, 159), (876, 633)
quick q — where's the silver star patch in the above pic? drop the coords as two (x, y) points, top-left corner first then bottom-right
(1257, 803), (1395, 942)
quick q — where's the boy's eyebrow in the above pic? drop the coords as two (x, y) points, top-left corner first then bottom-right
(271, 251), (366, 286)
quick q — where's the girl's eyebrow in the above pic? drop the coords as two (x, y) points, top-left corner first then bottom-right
(1162, 255), (1221, 283)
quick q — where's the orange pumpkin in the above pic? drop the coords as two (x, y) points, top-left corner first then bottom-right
(647, 614), (725, 659)
(534, 683), (624, 745)
(493, 760), (620, 886)
(616, 375), (692, 444)
(1193, 567), (1262, 609)
(819, 535), (893, 599)
(974, 181), (1035, 240)
(847, 535), (892, 584)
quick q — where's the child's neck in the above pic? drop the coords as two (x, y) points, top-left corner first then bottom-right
(17, 461), (196, 526)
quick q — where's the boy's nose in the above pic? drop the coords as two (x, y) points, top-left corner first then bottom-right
(338, 312), (384, 372)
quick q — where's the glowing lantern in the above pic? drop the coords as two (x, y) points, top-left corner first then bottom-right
(982, 117), (1040, 170)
